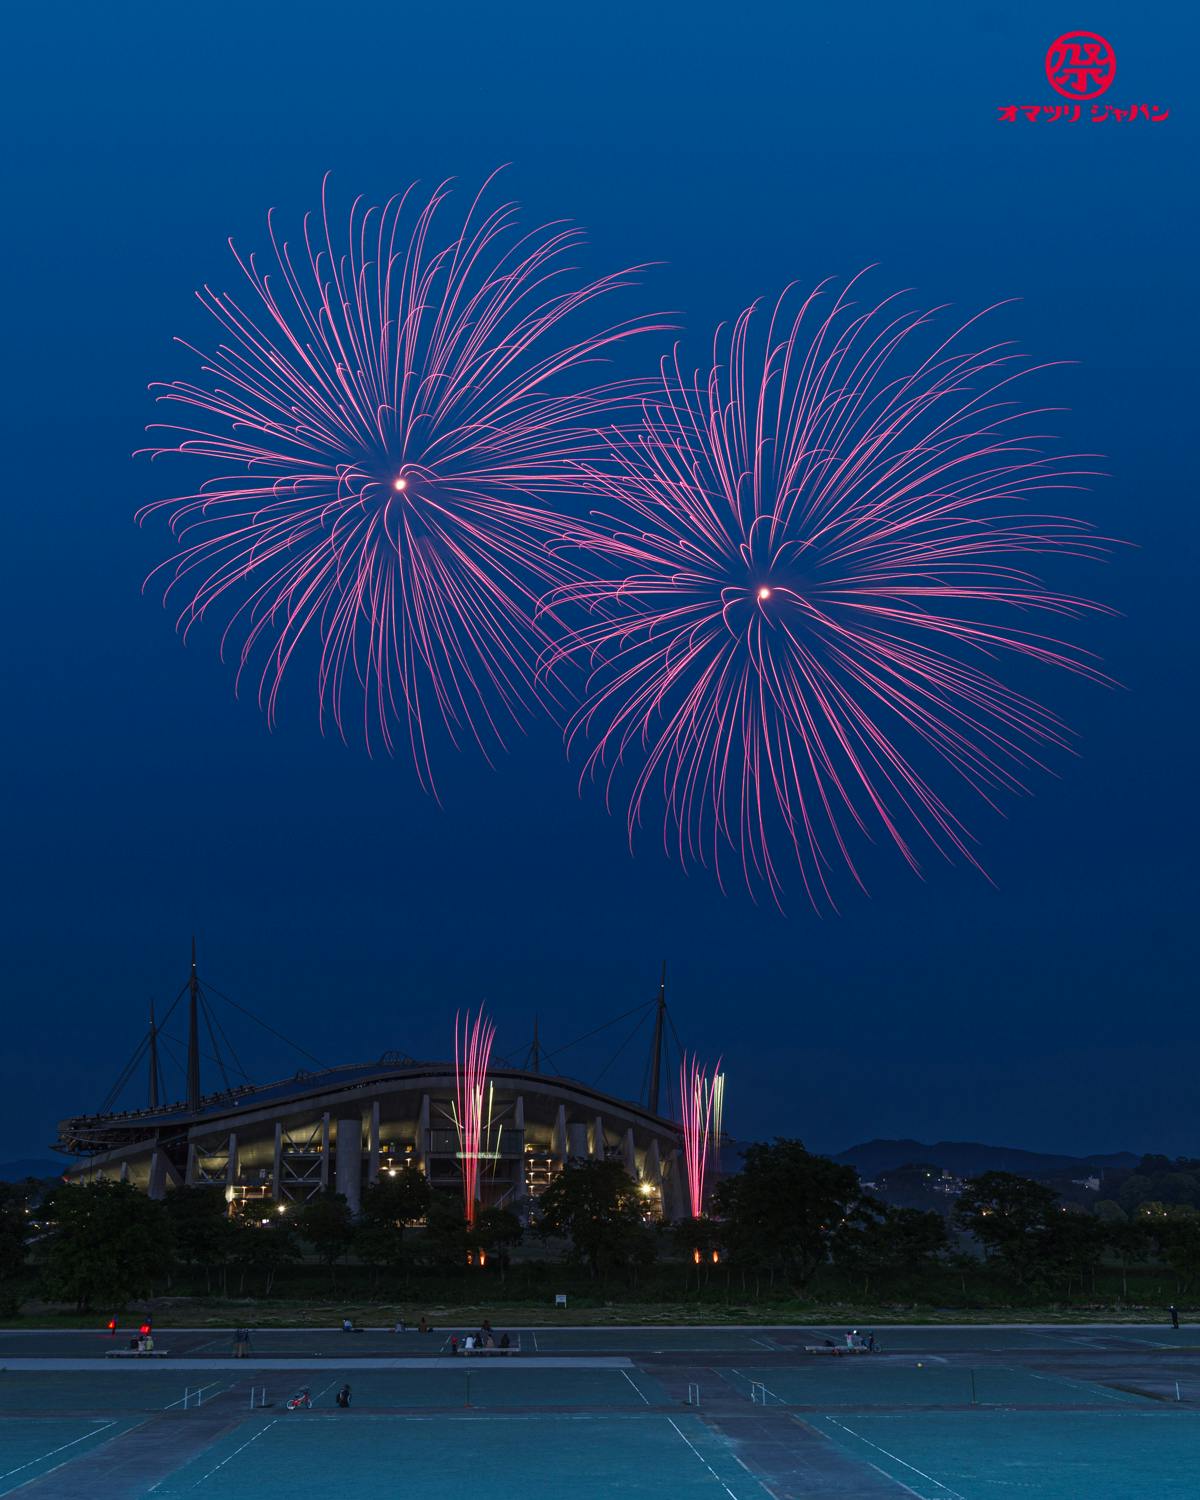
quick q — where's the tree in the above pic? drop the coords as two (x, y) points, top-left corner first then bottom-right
(296, 1192), (354, 1289)
(1040, 1210), (1107, 1297)
(163, 1187), (235, 1294)
(953, 1172), (1060, 1286)
(229, 1220), (300, 1296)
(38, 1180), (172, 1312)
(358, 1169), (432, 1278)
(834, 1201), (948, 1291)
(0, 1183), (30, 1316)
(421, 1192), (471, 1269)
(470, 1207), (523, 1282)
(535, 1160), (651, 1280)
(1104, 1217), (1150, 1300)
(1153, 1207), (1200, 1295)
(713, 1139), (862, 1289)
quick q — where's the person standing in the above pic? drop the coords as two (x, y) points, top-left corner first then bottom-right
(1170, 1305), (1180, 1330)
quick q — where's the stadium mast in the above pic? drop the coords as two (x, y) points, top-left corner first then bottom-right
(186, 936), (201, 1112)
(647, 961), (667, 1115)
(147, 999), (160, 1109)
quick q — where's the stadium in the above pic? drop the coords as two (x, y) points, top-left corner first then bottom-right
(55, 949), (692, 1221)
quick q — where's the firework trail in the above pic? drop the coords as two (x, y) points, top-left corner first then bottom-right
(138, 174), (661, 790)
(548, 277), (1112, 909)
(453, 1006), (495, 1227)
(680, 1054), (724, 1218)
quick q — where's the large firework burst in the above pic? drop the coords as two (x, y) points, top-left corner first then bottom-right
(548, 277), (1111, 909)
(138, 175), (659, 790)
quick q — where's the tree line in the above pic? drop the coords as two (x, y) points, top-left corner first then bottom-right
(5, 1142), (1200, 1313)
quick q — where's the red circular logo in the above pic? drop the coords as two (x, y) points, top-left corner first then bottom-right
(1045, 32), (1117, 99)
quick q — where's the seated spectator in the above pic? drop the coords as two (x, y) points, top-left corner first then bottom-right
(499, 1333), (510, 1350)
(464, 1335), (476, 1352)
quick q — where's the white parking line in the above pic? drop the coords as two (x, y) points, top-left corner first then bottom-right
(666, 1418), (747, 1498)
(0, 1421), (117, 1482)
(620, 1367), (650, 1404)
(822, 1416), (966, 1499)
(189, 1418), (277, 1488)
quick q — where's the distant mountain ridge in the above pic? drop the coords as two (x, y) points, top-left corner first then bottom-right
(835, 1139), (1141, 1180)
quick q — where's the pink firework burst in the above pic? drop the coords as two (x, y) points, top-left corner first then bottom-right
(138, 174), (661, 791)
(454, 1006), (495, 1229)
(548, 277), (1113, 909)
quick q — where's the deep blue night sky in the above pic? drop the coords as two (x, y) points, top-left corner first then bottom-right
(2, 3), (1195, 1163)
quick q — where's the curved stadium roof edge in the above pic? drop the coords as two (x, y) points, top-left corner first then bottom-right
(59, 1059), (678, 1141)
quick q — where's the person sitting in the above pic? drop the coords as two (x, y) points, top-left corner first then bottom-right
(463, 1335), (476, 1352)
(342, 1318), (354, 1333)
(450, 1335), (459, 1355)
(394, 1319), (407, 1334)
(418, 1316), (430, 1335)
(483, 1333), (496, 1349)
(499, 1332), (510, 1350)
(143, 1334), (155, 1352)
(335, 1384), (351, 1408)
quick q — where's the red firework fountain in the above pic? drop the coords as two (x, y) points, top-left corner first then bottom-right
(680, 1054), (725, 1218)
(453, 1007), (495, 1227)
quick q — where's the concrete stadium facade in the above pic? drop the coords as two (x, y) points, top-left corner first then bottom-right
(57, 1060), (689, 1220)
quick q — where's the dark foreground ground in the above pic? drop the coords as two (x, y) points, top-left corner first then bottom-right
(1, 1323), (1197, 1497)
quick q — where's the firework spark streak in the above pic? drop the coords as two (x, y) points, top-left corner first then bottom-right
(453, 1006), (496, 1227)
(548, 277), (1112, 908)
(138, 174), (661, 790)
(680, 1055), (724, 1218)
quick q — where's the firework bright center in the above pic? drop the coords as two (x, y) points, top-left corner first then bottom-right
(757, 586), (772, 601)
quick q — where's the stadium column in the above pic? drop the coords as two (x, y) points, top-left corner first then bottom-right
(663, 1149), (687, 1220)
(272, 1121), (282, 1202)
(367, 1101), (380, 1186)
(552, 1104), (568, 1165)
(622, 1129), (637, 1178)
(320, 1113), (331, 1189)
(590, 1115), (605, 1157)
(185, 1141), (198, 1186)
(513, 1096), (527, 1203)
(417, 1095), (431, 1178)
(645, 1138), (663, 1199)
(336, 1117), (362, 1216)
(226, 1133), (237, 1191)
(147, 1149), (168, 1200)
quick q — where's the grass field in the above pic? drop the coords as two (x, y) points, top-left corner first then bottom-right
(4, 1298), (1196, 1331)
